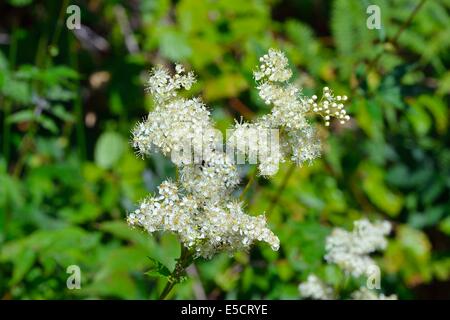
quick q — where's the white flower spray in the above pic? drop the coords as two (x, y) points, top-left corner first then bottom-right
(325, 219), (391, 277)
(128, 49), (350, 298)
(298, 219), (397, 300)
(228, 49), (350, 176)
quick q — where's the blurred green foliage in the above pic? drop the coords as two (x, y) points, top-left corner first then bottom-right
(0, 0), (449, 299)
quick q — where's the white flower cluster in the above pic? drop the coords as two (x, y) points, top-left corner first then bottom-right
(325, 219), (391, 277)
(298, 218), (397, 300)
(311, 87), (350, 127)
(127, 181), (279, 259)
(129, 61), (280, 259)
(227, 49), (349, 176)
(133, 64), (226, 162)
(145, 64), (195, 103)
(298, 275), (335, 300)
(130, 49), (349, 259)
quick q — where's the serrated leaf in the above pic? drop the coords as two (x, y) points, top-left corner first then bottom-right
(145, 257), (171, 279)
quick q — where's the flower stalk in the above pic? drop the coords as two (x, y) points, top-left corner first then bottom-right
(159, 244), (194, 300)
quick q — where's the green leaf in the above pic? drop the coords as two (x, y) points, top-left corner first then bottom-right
(7, 110), (35, 123)
(99, 221), (156, 251)
(51, 104), (75, 122)
(159, 29), (192, 61)
(409, 206), (445, 229)
(0, 51), (8, 70)
(9, 249), (36, 286)
(398, 225), (431, 262)
(361, 163), (404, 216)
(417, 95), (448, 134)
(407, 102), (431, 137)
(94, 132), (126, 169)
(145, 257), (171, 279)
(38, 116), (59, 134)
(8, 0), (33, 7)
(439, 216), (450, 235)
(204, 73), (248, 101)
(46, 86), (76, 101)
(2, 78), (30, 104)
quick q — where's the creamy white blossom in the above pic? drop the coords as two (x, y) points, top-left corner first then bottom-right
(132, 97), (214, 158)
(298, 275), (335, 300)
(128, 180), (279, 259)
(129, 49), (349, 259)
(299, 219), (395, 300)
(130, 60), (280, 258)
(228, 49), (349, 176)
(180, 151), (239, 201)
(325, 219), (391, 277)
(254, 49), (292, 82)
(146, 65), (195, 103)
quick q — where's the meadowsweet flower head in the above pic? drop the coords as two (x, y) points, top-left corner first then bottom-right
(128, 185), (279, 258)
(129, 49), (349, 260)
(129, 57), (283, 258)
(132, 97), (213, 157)
(324, 219), (391, 277)
(228, 49), (349, 176)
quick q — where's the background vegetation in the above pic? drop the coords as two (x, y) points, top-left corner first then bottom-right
(0, 0), (449, 299)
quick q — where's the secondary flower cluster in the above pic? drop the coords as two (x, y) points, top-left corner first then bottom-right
(325, 219), (391, 277)
(128, 49), (349, 259)
(298, 219), (396, 300)
(227, 49), (349, 176)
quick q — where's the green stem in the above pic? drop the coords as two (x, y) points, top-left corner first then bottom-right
(365, 0), (427, 74)
(239, 167), (257, 201)
(3, 27), (19, 164)
(159, 244), (194, 300)
(266, 162), (295, 216)
(48, 0), (69, 58)
(69, 35), (86, 161)
(159, 281), (176, 300)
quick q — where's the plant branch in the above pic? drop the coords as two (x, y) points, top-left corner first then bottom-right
(266, 162), (296, 216)
(159, 243), (194, 300)
(239, 167), (257, 201)
(366, 0), (427, 74)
